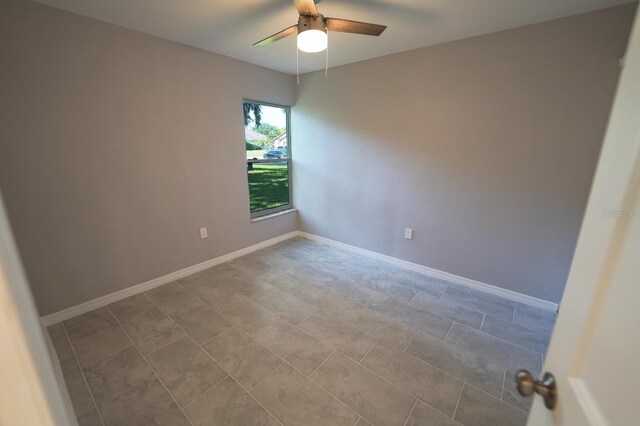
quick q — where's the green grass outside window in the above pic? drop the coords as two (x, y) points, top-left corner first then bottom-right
(248, 163), (289, 213)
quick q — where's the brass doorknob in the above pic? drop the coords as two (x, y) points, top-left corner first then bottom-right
(515, 370), (557, 410)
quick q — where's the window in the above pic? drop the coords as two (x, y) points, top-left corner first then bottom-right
(243, 101), (291, 218)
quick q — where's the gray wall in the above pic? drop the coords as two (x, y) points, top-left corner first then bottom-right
(292, 4), (636, 304)
(1, 1), (635, 315)
(0, 0), (297, 315)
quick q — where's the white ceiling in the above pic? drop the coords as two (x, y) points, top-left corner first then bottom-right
(34, 0), (631, 74)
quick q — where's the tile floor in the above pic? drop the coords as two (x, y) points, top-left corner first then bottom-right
(47, 237), (557, 426)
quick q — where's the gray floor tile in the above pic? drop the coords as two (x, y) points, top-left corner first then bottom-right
(108, 294), (157, 322)
(60, 356), (81, 375)
(177, 268), (240, 306)
(251, 363), (360, 426)
(121, 307), (185, 354)
(445, 323), (542, 373)
(441, 287), (515, 322)
(84, 346), (164, 425)
(287, 263), (338, 287)
(260, 252), (310, 275)
(256, 270), (303, 293)
(176, 269), (211, 287)
(361, 341), (463, 416)
(376, 297), (452, 339)
(391, 271), (451, 297)
(165, 299), (232, 344)
(77, 408), (102, 426)
(254, 250), (295, 268)
(64, 307), (111, 329)
(67, 314), (132, 367)
(285, 239), (340, 258)
(268, 240), (332, 267)
(251, 318), (334, 376)
(468, 289), (528, 309)
(406, 401), (461, 426)
(454, 385), (527, 426)
(202, 326), (282, 389)
(204, 262), (243, 278)
(146, 336), (227, 407)
(180, 276), (239, 307)
(184, 376), (279, 426)
(145, 282), (199, 311)
(47, 323), (75, 361)
(310, 352), (416, 426)
(360, 274), (419, 302)
(50, 240), (548, 426)
(290, 283), (352, 316)
(338, 304), (416, 349)
(513, 306), (557, 336)
(113, 392), (190, 426)
(219, 270), (278, 297)
(318, 277), (388, 309)
(64, 370), (94, 416)
(481, 315), (550, 355)
(250, 286), (319, 324)
(409, 291), (484, 329)
(353, 268), (392, 280)
(206, 292), (279, 334)
(406, 331), (504, 397)
(444, 282), (474, 293)
(177, 263), (237, 287)
(47, 321), (67, 340)
(318, 261), (369, 282)
(226, 256), (273, 275)
(298, 311), (377, 361)
(237, 247), (275, 262)
(355, 257), (403, 276)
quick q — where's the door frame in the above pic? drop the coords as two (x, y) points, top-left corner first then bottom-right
(0, 191), (76, 425)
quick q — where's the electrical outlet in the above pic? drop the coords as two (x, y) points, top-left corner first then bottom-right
(200, 227), (208, 239)
(404, 228), (413, 240)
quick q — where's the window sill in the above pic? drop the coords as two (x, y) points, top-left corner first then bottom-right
(251, 208), (298, 223)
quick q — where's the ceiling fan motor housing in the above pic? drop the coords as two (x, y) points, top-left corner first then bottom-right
(253, 0), (385, 47)
(298, 14), (326, 34)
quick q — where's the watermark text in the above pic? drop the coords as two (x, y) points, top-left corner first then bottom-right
(602, 209), (639, 218)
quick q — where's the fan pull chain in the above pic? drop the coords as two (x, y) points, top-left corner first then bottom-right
(296, 45), (300, 85)
(325, 29), (329, 77)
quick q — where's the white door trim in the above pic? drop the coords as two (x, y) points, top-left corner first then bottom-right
(568, 378), (609, 426)
(0, 192), (77, 426)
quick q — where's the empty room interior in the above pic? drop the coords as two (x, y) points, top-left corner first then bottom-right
(1, 0), (640, 425)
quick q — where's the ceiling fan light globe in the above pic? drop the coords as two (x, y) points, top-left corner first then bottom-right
(297, 29), (327, 53)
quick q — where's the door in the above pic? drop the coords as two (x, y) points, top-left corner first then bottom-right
(526, 6), (640, 425)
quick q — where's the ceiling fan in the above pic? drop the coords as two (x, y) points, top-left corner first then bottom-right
(254, 0), (387, 53)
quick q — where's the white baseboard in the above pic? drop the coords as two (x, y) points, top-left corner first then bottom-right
(40, 231), (299, 326)
(297, 231), (559, 312)
(41, 228), (558, 326)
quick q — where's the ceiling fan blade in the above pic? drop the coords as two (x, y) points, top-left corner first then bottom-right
(325, 18), (387, 36)
(293, 0), (319, 17)
(254, 25), (298, 46)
